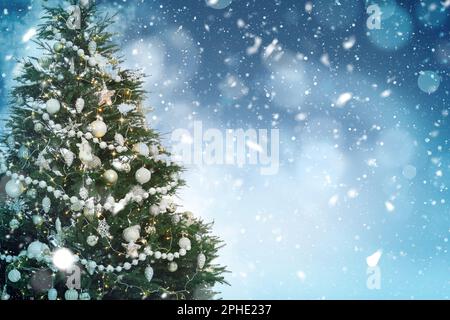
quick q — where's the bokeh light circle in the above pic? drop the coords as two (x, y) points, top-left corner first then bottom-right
(367, 5), (413, 50)
(417, 71), (441, 94)
(205, 0), (233, 9)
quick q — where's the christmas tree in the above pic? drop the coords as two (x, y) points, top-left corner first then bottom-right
(0, 0), (226, 300)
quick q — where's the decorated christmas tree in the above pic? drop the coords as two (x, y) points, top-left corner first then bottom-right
(0, 0), (226, 300)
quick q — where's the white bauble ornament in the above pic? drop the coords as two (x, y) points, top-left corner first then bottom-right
(8, 269), (21, 283)
(79, 292), (91, 300)
(144, 266), (154, 282)
(5, 179), (24, 198)
(46, 99), (61, 114)
(150, 204), (160, 216)
(86, 235), (98, 247)
(135, 167), (151, 185)
(32, 215), (44, 226)
(34, 123), (43, 132)
(53, 42), (64, 52)
(90, 120), (107, 138)
(75, 98), (85, 113)
(103, 169), (118, 185)
(197, 253), (206, 269)
(133, 143), (150, 157)
(27, 241), (50, 261)
(42, 196), (51, 213)
(122, 225), (141, 243)
(168, 262), (178, 272)
(178, 237), (191, 250)
(64, 289), (78, 300)
(48, 288), (57, 300)
(60, 148), (75, 167)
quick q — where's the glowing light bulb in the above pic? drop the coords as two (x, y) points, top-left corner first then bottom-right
(52, 248), (75, 270)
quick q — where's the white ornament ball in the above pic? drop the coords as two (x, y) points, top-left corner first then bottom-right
(5, 179), (24, 198)
(46, 99), (61, 114)
(103, 169), (118, 185)
(168, 262), (178, 272)
(144, 266), (154, 282)
(133, 143), (150, 157)
(86, 235), (99, 247)
(32, 215), (44, 226)
(65, 289), (78, 300)
(8, 269), (21, 283)
(90, 120), (107, 138)
(27, 241), (50, 260)
(135, 167), (151, 185)
(178, 237), (191, 250)
(34, 122), (44, 132)
(122, 225), (141, 243)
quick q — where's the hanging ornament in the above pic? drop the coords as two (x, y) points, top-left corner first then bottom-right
(112, 159), (131, 173)
(79, 292), (91, 300)
(168, 262), (178, 272)
(133, 142), (150, 157)
(122, 225), (141, 243)
(96, 84), (115, 106)
(27, 241), (50, 261)
(135, 167), (151, 185)
(103, 169), (118, 185)
(18, 145), (30, 159)
(78, 138), (94, 163)
(86, 261), (97, 275)
(9, 219), (20, 230)
(179, 237), (191, 250)
(90, 119), (107, 138)
(5, 179), (24, 198)
(42, 196), (51, 213)
(32, 215), (44, 226)
(144, 266), (154, 282)
(64, 289), (79, 301)
(8, 269), (21, 283)
(53, 42), (64, 52)
(75, 98), (85, 113)
(60, 148), (75, 167)
(122, 242), (141, 259)
(197, 253), (206, 269)
(86, 235), (99, 247)
(97, 219), (111, 238)
(46, 98), (61, 114)
(114, 133), (125, 146)
(34, 122), (44, 132)
(48, 288), (57, 300)
(79, 187), (89, 200)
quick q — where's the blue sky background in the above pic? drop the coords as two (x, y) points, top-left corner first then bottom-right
(0, 0), (449, 299)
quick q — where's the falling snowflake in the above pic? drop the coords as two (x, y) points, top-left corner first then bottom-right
(97, 219), (111, 238)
